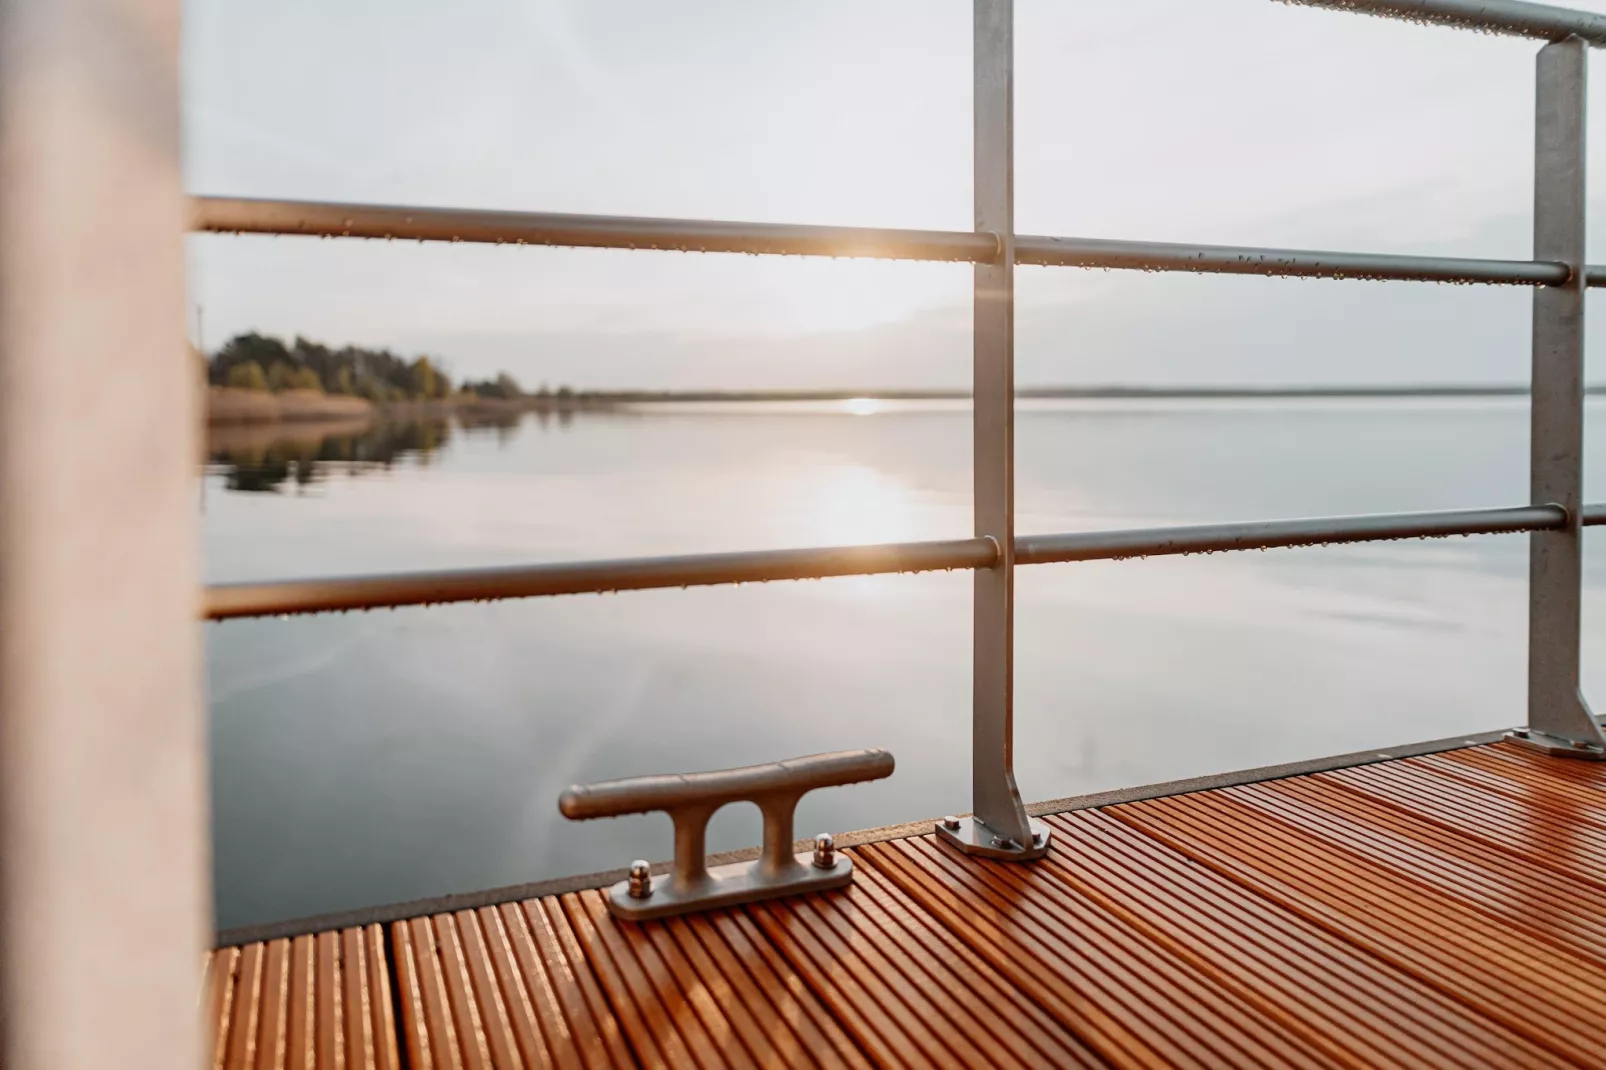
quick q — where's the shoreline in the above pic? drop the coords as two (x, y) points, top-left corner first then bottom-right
(206, 383), (1606, 427)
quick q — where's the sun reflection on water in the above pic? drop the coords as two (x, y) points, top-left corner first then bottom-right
(803, 462), (918, 548)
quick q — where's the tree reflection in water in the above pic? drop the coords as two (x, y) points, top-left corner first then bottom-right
(205, 411), (523, 493)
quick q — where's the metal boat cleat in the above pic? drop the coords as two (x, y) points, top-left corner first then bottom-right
(560, 749), (894, 920)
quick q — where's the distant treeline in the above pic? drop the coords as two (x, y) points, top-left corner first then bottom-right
(539, 384), (1606, 402)
(206, 332), (529, 402)
(207, 333), (1606, 407)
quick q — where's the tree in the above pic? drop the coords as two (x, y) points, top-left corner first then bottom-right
(224, 361), (269, 391)
(290, 336), (336, 390)
(211, 332), (291, 386)
(410, 356), (445, 400)
(208, 331), (461, 402)
(462, 372), (523, 399)
(355, 375), (391, 403)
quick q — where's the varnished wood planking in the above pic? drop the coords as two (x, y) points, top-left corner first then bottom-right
(212, 744), (1606, 1068)
(205, 925), (397, 1070)
(1037, 810), (1571, 1069)
(1416, 748), (1606, 826)
(205, 947), (239, 1070)
(861, 837), (1331, 1069)
(1116, 788), (1606, 1065)
(563, 887), (874, 1069)
(1226, 775), (1606, 961)
(392, 898), (634, 1069)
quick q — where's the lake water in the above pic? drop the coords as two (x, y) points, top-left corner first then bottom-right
(204, 398), (1606, 930)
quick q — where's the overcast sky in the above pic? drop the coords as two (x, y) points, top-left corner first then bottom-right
(185, 0), (1606, 388)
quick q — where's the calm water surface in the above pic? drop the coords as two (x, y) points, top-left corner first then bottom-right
(205, 398), (1606, 929)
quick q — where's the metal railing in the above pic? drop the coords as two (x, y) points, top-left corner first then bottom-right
(205, 504), (1591, 618)
(198, 0), (1606, 862)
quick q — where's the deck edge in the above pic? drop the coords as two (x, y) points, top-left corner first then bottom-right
(214, 725), (1506, 947)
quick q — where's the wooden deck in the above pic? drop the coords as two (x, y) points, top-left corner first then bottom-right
(204, 741), (1606, 1068)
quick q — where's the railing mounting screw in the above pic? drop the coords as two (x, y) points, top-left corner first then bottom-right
(942, 816), (961, 831)
(812, 833), (836, 869)
(627, 860), (652, 899)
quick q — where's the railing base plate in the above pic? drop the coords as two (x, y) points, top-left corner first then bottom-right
(1504, 728), (1606, 760)
(935, 815), (1052, 860)
(605, 854), (853, 921)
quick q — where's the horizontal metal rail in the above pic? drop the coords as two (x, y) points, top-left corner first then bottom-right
(203, 537), (998, 620)
(1283, 0), (1606, 46)
(191, 196), (1601, 285)
(1015, 504), (1566, 564)
(1014, 235), (1568, 285)
(189, 197), (996, 263)
(205, 503), (1603, 620)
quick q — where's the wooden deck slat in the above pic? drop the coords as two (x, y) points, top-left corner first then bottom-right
(906, 835), (1333, 1068)
(206, 946), (241, 1070)
(340, 928), (375, 1070)
(744, 889), (925, 1069)
(1043, 809), (1571, 1069)
(364, 925), (402, 1070)
(1117, 791), (1606, 1066)
(287, 934), (316, 1070)
(894, 834), (1334, 1068)
(470, 906), (558, 1070)
(766, 892), (989, 1068)
(862, 836), (1271, 1069)
(437, 913), (498, 1070)
(836, 870), (1103, 1067)
(212, 744), (1606, 1068)
(702, 909), (870, 1070)
(451, 910), (519, 1069)
(846, 866), (1104, 1068)
(1152, 788), (1606, 1007)
(1133, 788), (1606, 1000)
(567, 889), (702, 1069)
(630, 914), (753, 1068)
(676, 913), (827, 1069)
(656, 915), (785, 1067)
(253, 939), (291, 1070)
(1322, 762), (1606, 886)
(315, 931), (344, 1069)
(516, 898), (635, 1070)
(858, 838), (1161, 1068)
(1477, 739), (1606, 789)
(224, 942), (266, 1070)
(390, 922), (431, 1069)
(1233, 777), (1606, 960)
(1419, 749), (1606, 825)
(204, 927), (397, 1069)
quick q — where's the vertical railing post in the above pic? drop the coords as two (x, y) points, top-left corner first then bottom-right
(0, 1), (208, 1068)
(1510, 35), (1606, 759)
(938, 0), (1051, 859)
